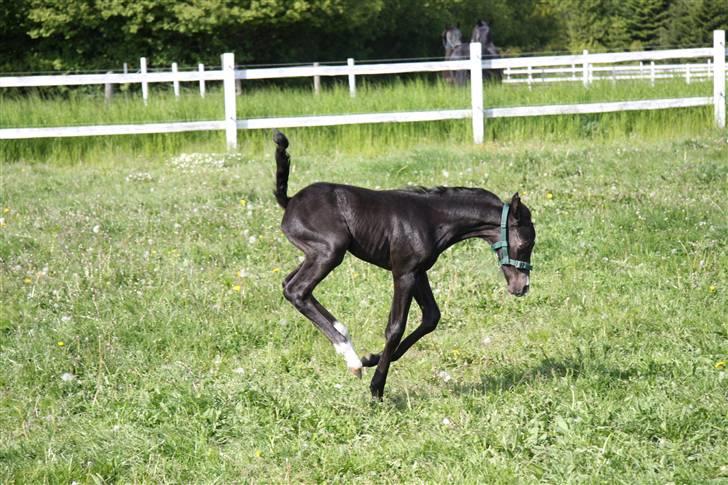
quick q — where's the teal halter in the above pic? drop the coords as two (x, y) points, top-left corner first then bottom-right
(491, 203), (533, 271)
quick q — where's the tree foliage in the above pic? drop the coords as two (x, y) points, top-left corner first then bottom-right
(1, 0), (726, 72)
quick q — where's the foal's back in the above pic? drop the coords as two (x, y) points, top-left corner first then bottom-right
(282, 183), (445, 270)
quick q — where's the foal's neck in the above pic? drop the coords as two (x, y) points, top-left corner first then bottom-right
(433, 190), (504, 250)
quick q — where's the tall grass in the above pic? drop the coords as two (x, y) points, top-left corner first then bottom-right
(0, 76), (715, 163)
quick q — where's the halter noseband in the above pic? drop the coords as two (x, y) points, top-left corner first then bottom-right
(491, 203), (533, 271)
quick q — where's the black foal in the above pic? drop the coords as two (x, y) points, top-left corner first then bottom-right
(272, 131), (535, 399)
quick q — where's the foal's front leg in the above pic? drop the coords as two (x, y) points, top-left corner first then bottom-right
(370, 272), (416, 399)
(361, 272), (440, 368)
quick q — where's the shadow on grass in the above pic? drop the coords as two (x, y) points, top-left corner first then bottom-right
(385, 352), (648, 408)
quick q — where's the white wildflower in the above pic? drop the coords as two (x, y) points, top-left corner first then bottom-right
(60, 372), (76, 382)
(437, 370), (452, 383)
(169, 153), (226, 172)
(125, 171), (153, 182)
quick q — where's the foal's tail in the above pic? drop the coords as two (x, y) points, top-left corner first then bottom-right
(273, 130), (290, 209)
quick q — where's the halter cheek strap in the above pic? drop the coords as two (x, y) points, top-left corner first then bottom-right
(491, 203), (533, 271)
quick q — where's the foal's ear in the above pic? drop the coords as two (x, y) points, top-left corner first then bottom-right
(510, 192), (521, 219)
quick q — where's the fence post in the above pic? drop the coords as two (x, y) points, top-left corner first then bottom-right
(714, 30), (726, 129)
(172, 62), (180, 97)
(582, 50), (590, 88)
(650, 61), (656, 86)
(313, 62), (321, 95)
(686, 65), (691, 84)
(347, 58), (356, 97)
(104, 71), (113, 104)
(140, 57), (148, 105)
(470, 42), (484, 145)
(222, 52), (237, 150)
(199, 64), (205, 97)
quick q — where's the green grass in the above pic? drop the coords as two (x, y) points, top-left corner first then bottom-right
(0, 76), (715, 163)
(1, 127), (726, 482)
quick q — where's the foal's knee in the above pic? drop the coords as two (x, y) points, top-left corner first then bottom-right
(385, 322), (406, 343)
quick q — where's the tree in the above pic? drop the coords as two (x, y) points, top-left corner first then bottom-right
(0, 0), (32, 72)
(661, 0), (703, 47)
(622, 0), (669, 47)
(696, 0), (728, 44)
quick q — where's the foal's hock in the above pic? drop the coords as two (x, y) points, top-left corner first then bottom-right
(272, 131), (535, 399)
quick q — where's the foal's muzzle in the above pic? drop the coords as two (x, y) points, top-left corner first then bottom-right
(506, 272), (530, 297)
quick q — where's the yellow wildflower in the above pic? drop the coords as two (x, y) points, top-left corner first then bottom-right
(23, 277), (32, 285)
(708, 285), (717, 294)
(715, 361), (727, 370)
(57, 341), (65, 347)
(232, 285), (241, 292)
(272, 267), (281, 273)
(239, 199), (247, 206)
(2, 208), (9, 214)
(546, 192), (554, 200)
(255, 449), (262, 458)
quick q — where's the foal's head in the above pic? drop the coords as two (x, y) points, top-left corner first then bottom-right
(493, 193), (535, 297)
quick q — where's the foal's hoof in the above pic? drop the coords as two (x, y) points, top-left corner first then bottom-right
(349, 367), (363, 379)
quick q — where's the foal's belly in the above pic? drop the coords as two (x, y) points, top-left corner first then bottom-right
(347, 238), (392, 270)
(349, 245), (392, 270)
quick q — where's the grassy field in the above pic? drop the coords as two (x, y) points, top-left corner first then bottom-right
(1, 117), (727, 482)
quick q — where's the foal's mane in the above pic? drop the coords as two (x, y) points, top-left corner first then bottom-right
(399, 186), (496, 198)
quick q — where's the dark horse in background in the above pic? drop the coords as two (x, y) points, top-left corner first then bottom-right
(272, 131), (535, 399)
(443, 20), (502, 85)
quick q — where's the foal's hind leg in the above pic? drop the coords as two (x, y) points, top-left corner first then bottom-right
(284, 262), (354, 348)
(283, 252), (363, 376)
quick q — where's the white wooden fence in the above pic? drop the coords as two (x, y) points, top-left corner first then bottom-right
(0, 30), (725, 148)
(504, 60), (719, 86)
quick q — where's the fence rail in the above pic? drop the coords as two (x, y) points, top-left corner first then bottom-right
(504, 61), (722, 86)
(0, 30), (725, 147)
